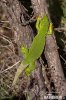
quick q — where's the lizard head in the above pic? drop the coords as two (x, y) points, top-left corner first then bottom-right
(36, 15), (49, 33)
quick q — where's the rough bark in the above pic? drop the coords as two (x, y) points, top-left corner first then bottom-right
(0, 0), (66, 99)
(0, 0), (46, 99)
(0, 0), (34, 96)
(31, 0), (66, 97)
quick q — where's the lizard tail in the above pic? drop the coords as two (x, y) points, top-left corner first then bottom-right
(12, 62), (27, 86)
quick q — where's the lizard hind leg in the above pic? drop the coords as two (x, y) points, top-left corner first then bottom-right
(25, 62), (36, 76)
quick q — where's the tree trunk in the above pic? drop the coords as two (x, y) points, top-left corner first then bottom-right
(0, 0), (66, 99)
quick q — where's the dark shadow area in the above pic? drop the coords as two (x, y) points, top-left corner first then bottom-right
(1, 94), (26, 100)
(19, 0), (33, 23)
(19, 0), (33, 15)
(19, 0), (37, 36)
(55, 31), (66, 78)
(47, 0), (66, 78)
(47, 0), (63, 27)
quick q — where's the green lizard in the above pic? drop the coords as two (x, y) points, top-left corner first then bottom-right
(12, 15), (53, 86)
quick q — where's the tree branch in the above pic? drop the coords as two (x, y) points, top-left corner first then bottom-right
(31, 0), (66, 97)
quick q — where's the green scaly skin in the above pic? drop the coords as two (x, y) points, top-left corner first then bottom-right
(12, 15), (53, 86)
